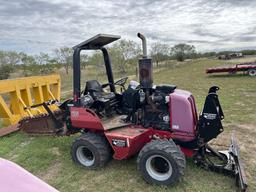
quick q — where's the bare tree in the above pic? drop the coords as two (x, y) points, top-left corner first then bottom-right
(0, 51), (19, 79)
(54, 47), (73, 74)
(81, 54), (89, 69)
(171, 44), (196, 61)
(20, 52), (37, 76)
(35, 52), (50, 65)
(87, 51), (105, 77)
(20, 53), (36, 65)
(150, 42), (170, 66)
(109, 39), (140, 73)
(0, 51), (21, 66)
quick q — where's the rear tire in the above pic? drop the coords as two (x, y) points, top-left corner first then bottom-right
(137, 139), (186, 186)
(71, 132), (111, 169)
(248, 69), (256, 76)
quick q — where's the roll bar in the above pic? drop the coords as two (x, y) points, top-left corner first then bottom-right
(72, 34), (121, 105)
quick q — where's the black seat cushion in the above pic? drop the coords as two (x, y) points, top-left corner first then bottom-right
(95, 92), (116, 101)
(85, 80), (103, 93)
(85, 80), (115, 101)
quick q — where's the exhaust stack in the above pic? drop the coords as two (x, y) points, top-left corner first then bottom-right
(137, 33), (153, 89)
(137, 33), (147, 58)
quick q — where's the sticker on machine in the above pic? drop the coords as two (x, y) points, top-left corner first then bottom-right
(172, 124), (179, 130)
(71, 110), (79, 117)
(112, 139), (126, 147)
(203, 113), (217, 120)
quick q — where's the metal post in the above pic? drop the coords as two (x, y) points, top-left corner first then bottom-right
(73, 47), (81, 105)
(101, 47), (116, 93)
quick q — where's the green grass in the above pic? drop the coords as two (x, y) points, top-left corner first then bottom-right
(1, 57), (256, 192)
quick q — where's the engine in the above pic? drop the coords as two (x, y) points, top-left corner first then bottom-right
(141, 88), (170, 131)
(122, 83), (176, 131)
(121, 33), (178, 131)
(80, 94), (94, 107)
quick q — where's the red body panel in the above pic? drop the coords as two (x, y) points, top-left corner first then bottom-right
(105, 126), (152, 160)
(169, 89), (197, 142)
(105, 127), (195, 160)
(70, 94), (198, 160)
(180, 147), (196, 157)
(105, 126), (196, 160)
(70, 107), (104, 130)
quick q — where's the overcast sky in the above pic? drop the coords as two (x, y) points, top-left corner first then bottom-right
(0, 0), (256, 54)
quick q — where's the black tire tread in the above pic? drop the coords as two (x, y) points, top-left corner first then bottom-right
(71, 132), (111, 168)
(137, 139), (186, 185)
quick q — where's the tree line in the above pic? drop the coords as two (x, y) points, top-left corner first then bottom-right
(1, 39), (256, 80)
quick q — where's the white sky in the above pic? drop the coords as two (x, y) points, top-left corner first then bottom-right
(0, 0), (256, 54)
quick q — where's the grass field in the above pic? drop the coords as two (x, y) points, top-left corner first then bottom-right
(0, 57), (255, 192)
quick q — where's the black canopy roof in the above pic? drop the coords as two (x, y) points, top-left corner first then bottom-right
(73, 34), (121, 50)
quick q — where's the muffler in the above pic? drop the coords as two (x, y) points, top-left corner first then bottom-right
(137, 33), (153, 89)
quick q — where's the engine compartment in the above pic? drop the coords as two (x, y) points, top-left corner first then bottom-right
(78, 79), (197, 137)
(122, 83), (176, 131)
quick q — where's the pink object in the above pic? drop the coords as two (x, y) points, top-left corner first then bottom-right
(0, 158), (58, 192)
(169, 89), (197, 141)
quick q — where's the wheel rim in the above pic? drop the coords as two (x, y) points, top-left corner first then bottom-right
(145, 155), (173, 181)
(76, 146), (95, 167)
(249, 69), (256, 76)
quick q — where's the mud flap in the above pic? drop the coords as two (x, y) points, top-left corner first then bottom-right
(229, 136), (248, 192)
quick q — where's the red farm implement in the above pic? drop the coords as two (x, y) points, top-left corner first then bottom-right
(206, 62), (256, 76)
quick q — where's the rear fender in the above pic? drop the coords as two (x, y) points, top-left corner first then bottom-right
(105, 126), (152, 160)
(70, 107), (104, 130)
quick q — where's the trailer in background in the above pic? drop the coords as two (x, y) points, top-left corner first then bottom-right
(206, 61), (256, 76)
(217, 52), (243, 60)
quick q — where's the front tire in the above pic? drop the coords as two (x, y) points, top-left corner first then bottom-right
(71, 132), (111, 169)
(137, 139), (186, 186)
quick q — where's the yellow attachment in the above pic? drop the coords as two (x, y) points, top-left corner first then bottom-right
(0, 74), (61, 126)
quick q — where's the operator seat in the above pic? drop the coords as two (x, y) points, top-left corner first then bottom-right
(84, 80), (116, 101)
(84, 80), (118, 116)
